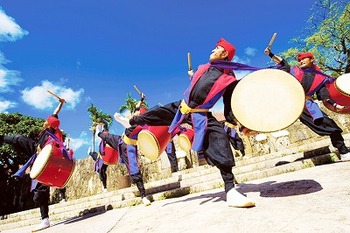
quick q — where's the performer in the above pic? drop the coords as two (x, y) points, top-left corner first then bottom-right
(88, 144), (109, 193)
(95, 122), (151, 206)
(0, 98), (66, 231)
(264, 47), (350, 161)
(123, 38), (256, 208)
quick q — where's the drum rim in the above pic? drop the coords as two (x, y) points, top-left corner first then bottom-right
(30, 144), (53, 179)
(138, 130), (161, 160)
(178, 134), (192, 152)
(335, 81), (350, 97)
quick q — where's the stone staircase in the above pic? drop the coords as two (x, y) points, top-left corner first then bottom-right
(1, 134), (349, 231)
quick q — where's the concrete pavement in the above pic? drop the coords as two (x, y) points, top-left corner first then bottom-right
(2, 162), (350, 233)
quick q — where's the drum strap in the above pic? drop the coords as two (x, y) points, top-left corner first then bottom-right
(122, 134), (137, 146)
(179, 100), (209, 114)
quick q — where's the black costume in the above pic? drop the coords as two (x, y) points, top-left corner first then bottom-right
(278, 60), (349, 155)
(97, 132), (147, 198)
(128, 64), (238, 193)
(0, 115), (60, 220)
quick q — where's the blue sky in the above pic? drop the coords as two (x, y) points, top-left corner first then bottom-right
(0, 1), (314, 159)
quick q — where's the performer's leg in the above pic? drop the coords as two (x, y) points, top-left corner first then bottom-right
(99, 164), (108, 190)
(300, 112), (350, 160)
(203, 116), (255, 208)
(129, 101), (180, 126)
(166, 141), (178, 172)
(2, 135), (37, 155)
(120, 143), (150, 205)
(32, 183), (50, 231)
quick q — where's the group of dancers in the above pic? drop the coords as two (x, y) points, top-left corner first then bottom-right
(1, 37), (350, 232)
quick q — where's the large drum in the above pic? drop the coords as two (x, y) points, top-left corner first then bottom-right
(137, 125), (171, 160)
(323, 73), (350, 114)
(178, 128), (194, 152)
(30, 143), (75, 188)
(102, 144), (119, 165)
(231, 69), (305, 132)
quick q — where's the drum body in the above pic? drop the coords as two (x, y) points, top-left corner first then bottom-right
(138, 125), (171, 160)
(178, 128), (194, 152)
(323, 73), (350, 114)
(30, 143), (75, 188)
(231, 69), (305, 132)
(102, 144), (119, 165)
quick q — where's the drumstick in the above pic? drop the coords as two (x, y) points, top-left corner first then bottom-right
(133, 85), (142, 96)
(267, 32), (277, 48)
(187, 52), (192, 71)
(47, 90), (62, 100)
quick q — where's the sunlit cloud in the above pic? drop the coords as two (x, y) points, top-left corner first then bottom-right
(0, 53), (23, 92)
(0, 7), (28, 42)
(21, 80), (84, 110)
(0, 98), (17, 113)
(245, 47), (257, 57)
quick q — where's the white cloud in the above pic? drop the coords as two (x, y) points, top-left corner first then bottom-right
(0, 68), (23, 92)
(0, 99), (17, 112)
(21, 80), (84, 110)
(0, 7), (28, 42)
(67, 131), (93, 158)
(245, 47), (257, 57)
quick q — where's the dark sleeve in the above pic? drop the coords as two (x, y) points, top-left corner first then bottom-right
(317, 86), (335, 105)
(277, 59), (291, 73)
(223, 81), (238, 124)
(37, 130), (49, 149)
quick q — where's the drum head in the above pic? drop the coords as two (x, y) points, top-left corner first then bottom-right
(138, 131), (160, 161)
(30, 144), (53, 179)
(336, 73), (350, 96)
(231, 69), (305, 132)
(178, 134), (192, 152)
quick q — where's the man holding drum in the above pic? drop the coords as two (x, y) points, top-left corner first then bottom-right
(0, 98), (66, 231)
(94, 123), (151, 206)
(264, 47), (350, 161)
(124, 38), (256, 208)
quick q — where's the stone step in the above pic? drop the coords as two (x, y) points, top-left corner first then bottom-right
(0, 135), (347, 231)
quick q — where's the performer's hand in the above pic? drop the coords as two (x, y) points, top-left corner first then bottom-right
(335, 104), (345, 110)
(264, 47), (271, 55)
(188, 69), (194, 78)
(140, 93), (146, 101)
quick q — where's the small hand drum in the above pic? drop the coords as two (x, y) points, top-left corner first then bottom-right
(137, 125), (171, 160)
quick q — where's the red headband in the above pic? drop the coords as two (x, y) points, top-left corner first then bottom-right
(216, 38), (236, 61)
(297, 52), (314, 61)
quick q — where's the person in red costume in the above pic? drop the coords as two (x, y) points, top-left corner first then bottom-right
(124, 38), (255, 208)
(0, 98), (66, 231)
(264, 47), (350, 161)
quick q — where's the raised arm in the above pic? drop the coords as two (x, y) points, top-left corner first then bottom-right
(53, 98), (66, 116)
(264, 47), (283, 64)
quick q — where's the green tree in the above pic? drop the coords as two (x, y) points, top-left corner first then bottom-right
(0, 113), (44, 215)
(281, 0), (350, 76)
(119, 93), (148, 114)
